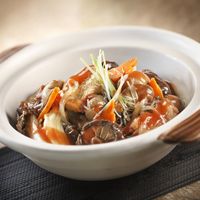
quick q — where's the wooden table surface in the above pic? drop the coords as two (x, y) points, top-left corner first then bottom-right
(0, 0), (200, 199)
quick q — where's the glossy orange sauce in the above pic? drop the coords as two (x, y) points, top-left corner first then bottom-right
(38, 128), (51, 143)
(44, 127), (73, 145)
(155, 99), (170, 118)
(128, 71), (150, 84)
(93, 103), (104, 113)
(94, 100), (116, 123)
(69, 68), (91, 85)
(139, 110), (165, 129)
(82, 127), (95, 144)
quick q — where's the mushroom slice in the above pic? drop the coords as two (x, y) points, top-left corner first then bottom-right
(81, 120), (123, 144)
(143, 69), (173, 95)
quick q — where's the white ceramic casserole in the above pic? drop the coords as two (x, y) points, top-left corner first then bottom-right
(0, 27), (200, 180)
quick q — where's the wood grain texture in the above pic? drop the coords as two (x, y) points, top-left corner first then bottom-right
(159, 109), (200, 143)
(156, 181), (200, 200)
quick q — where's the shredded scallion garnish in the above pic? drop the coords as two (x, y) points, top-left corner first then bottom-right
(81, 50), (136, 124)
(81, 50), (116, 100)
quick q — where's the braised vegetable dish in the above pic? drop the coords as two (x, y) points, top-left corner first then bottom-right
(16, 50), (182, 145)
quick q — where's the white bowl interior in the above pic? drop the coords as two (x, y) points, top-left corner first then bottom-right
(0, 27), (200, 180)
(5, 47), (195, 123)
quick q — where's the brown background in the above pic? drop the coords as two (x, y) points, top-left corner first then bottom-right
(0, 0), (200, 51)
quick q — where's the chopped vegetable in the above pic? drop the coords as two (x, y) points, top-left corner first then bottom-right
(109, 58), (137, 82)
(68, 67), (91, 86)
(38, 87), (60, 121)
(94, 74), (128, 123)
(94, 100), (116, 123)
(149, 78), (164, 99)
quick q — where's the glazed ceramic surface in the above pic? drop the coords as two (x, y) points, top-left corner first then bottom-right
(0, 27), (200, 180)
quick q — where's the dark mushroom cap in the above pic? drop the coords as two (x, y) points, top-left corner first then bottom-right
(81, 120), (123, 144)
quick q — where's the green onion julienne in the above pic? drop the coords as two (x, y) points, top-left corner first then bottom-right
(80, 50), (116, 100)
(80, 50), (136, 124)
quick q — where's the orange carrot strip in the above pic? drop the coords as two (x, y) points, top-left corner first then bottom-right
(68, 68), (91, 86)
(109, 58), (137, 82)
(52, 93), (62, 107)
(94, 100), (116, 123)
(149, 78), (164, 99)
(38, 87), (60, 120)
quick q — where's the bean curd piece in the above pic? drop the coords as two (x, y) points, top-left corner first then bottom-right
(25, 115), (49, 142)
(43, 107), (73, 145)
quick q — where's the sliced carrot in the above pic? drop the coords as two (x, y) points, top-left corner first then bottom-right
(109, 58), (137, 82)
(94, 100), (116, 123)
(38, 87), (60, 121)
(52, 93), (62, 107)
(68, 67), (91, 86)
(149, 78), (164, 99)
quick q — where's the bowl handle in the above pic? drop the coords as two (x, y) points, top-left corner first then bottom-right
(158, 109), (200, 143)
